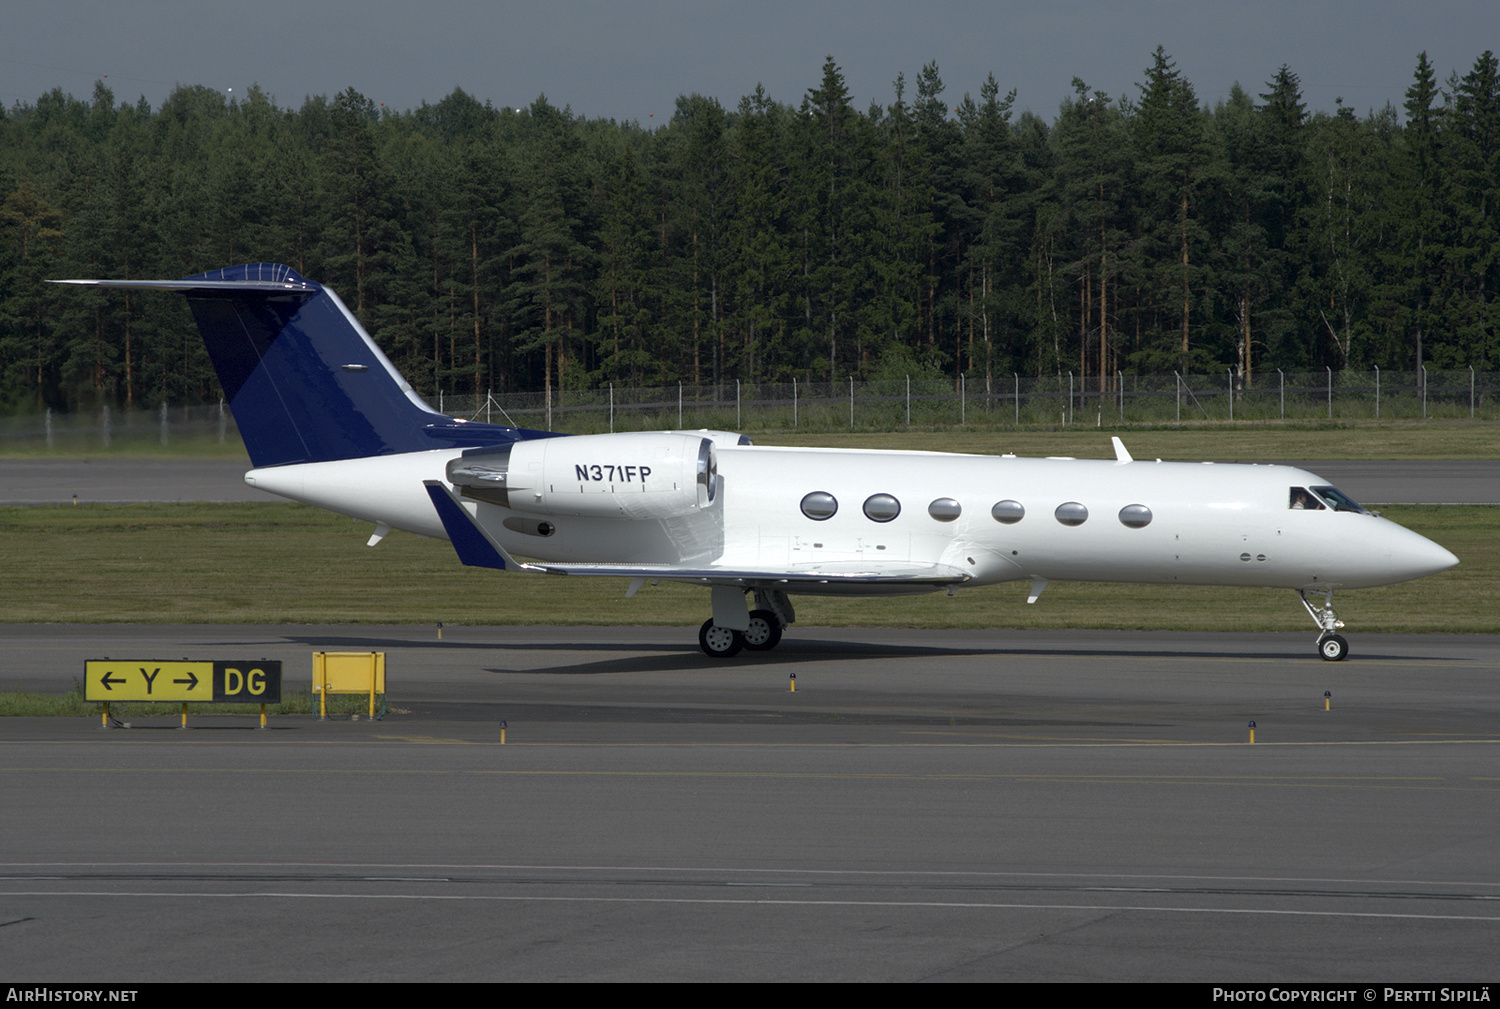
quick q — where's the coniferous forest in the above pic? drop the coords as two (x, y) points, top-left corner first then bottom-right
(1, 48), (1497, 414)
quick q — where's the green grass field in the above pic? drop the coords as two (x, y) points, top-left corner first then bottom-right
(0, 500), (1486, 633)
(0, 682), (381, 718)
(4, 417), (1497, 461)
(753, 420), (1500, 460)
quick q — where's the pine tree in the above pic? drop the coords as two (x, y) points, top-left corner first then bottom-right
(1256, 66), (1311, 366)
(727, 86), (793, 381)
(1051, 79), (1133, 390)
(1443, 51), (1500, 366)
(1134, 47), (1211, 372)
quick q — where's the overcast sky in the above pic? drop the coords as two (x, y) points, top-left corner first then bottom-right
(4, 1), (1496, 124)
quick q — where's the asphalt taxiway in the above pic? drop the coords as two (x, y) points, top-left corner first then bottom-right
(2, 624), (1497, 982)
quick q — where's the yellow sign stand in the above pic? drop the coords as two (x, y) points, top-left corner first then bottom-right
(313, 652), (386, 719)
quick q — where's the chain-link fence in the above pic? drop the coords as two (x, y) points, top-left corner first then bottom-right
(439, 367), (1499, 435)
(0, 402), (240, 452)
(2, 368), (1493, 450)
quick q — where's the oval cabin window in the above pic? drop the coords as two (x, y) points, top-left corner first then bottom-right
(991, 499), (1025, 524)
(928, 498), (962, 522)
(800, 491), (838, 521)
(1054, 502), (1089, 526)
(863, 493), (901, 522)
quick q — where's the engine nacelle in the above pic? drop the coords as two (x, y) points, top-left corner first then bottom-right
(447, 432), (718, 519)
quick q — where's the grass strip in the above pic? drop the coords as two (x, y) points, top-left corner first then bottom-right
(752, 420), (1500, 461)
(0, 682), (383, 718)
(4, 419), (1499, 462)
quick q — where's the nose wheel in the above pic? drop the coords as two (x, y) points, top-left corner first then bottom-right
(1299, 590), (1350, 661)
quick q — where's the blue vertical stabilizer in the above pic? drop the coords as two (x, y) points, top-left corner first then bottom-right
(55, 263), (550, 467)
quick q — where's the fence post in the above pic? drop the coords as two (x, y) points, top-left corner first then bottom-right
(1471, 366), (1475, 419)
(961, 372), (966, 425)
(1422, 365), (1427, 419)
(1068, 371), (1074, 425)
(218, 398), (226, 443)
(546, 385), (551, 431)
(736, 379), (741, 430)
(1278, 369), (1284, 420)
(849, 375), (854, 428)
(1374, 365), (1380, 419)
(906, 374), (910, 428)
(159, 401), (168, 447)
(102, 404), (110, 449)
(609, 383), (614, 433)
(678, 382), (683, 428)
(1014, 373), (1019, 425)
(792, 378), (797, 428)
(1228, 368), (1233, 422)
(1118, 371), (1123, 422)
(1175, 371), (1181, 422)
(45, 408), (52, 451)
(1326, 366), (1332, 420)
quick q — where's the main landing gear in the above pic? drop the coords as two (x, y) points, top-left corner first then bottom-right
(699, 619), (744, 658)
(743, 610), (783, 651)
(1299, 589), (1349, 661)
(698, 590), (792, 658)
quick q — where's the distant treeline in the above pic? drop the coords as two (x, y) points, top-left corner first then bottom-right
(1, 48), (1497, 413)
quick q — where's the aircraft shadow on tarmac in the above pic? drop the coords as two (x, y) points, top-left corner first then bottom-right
(263, 632), (1439, 676)
(484, 641), (1442, 676)
(264, 632), (1446, 671)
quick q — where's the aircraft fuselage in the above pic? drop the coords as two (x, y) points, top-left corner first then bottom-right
(245, 441), (1455, 595)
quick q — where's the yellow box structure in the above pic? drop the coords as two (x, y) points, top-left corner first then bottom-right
(312, 651), (386, 719)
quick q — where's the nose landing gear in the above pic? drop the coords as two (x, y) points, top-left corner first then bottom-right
(1299, 589), (1349, 661)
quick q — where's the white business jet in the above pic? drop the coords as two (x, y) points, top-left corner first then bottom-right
(58, 265), (1458, 661)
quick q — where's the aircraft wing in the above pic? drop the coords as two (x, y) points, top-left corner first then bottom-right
(521, 561), (971, 586)
(423, 481), (968, 587)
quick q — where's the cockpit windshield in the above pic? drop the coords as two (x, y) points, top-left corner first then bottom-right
(1289, 487), (1324, 510)
(1310, 485), (1370, 514)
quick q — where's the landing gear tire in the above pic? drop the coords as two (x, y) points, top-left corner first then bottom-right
(699, 619), (745, 658)
(1300, 590), (1350, 663)
(743, 609), (783, 651)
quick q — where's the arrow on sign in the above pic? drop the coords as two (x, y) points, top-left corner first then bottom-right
(100, 671), (126, 690)
(173, 671), (199, 689)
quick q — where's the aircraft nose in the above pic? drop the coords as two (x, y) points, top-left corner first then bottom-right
(1386, 523), (1459, 581)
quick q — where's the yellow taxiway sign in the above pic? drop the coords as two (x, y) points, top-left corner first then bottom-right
(85, 661), (213, 702)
